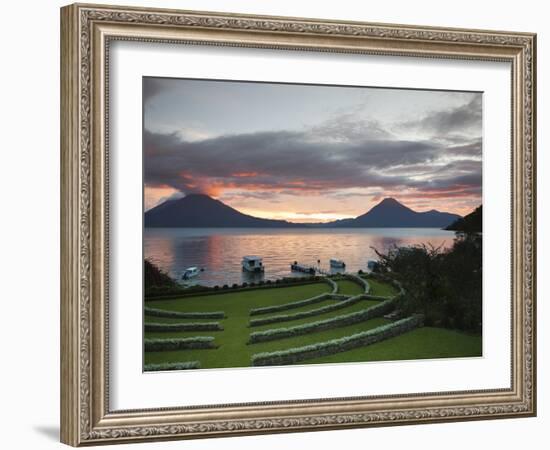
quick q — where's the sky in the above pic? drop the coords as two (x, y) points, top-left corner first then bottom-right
(143, 77), (482, 222)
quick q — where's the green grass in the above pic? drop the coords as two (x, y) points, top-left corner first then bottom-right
(258, 298), (340, 317)
(303, 327), (482, 365)
(336, 279), (364, 296)
(252, 300), (380, 331)
(143, 278), (481, 370)
(365, 277), (400, 297)
(144, 283), (330, 368)
(145, 317), (391, 369)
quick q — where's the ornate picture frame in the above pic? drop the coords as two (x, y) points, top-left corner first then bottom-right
(60, 3), (536, 446)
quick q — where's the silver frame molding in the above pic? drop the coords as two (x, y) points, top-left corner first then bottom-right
(60, 3), (536, 446)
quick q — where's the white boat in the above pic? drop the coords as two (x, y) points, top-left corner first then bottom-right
(242, 256), (264, 273)
(181, 266), (200, 280)
(330, 259), (346, 268)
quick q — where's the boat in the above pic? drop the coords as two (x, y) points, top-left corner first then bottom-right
(290, 261), (316, 275)
(181, 266), (200, 280)
(367, 260), (379, 271)
(242, 256), (264, 273)
(330, 259), (346, 268)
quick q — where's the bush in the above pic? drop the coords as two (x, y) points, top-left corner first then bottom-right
(251, 315), (424, 366)
(372, 233), (481, 332)
(144, 259), (178, 289)
(144, 337), (216, 352)
(249, 295), (366, 327)
(144, 307), (225, 319)
(144, 361), (201, 371)
(249, 293), (331, 316)
(144, 322), (223, 332)
(248, 298), (397, 343)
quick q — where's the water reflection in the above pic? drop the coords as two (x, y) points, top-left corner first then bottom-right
(144, 228), (456, 287)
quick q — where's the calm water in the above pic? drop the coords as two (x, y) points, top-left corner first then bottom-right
(144, 228), (457, 287)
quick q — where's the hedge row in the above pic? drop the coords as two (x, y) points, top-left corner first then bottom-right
(144, 322), (223, 332)
(144, 361), (201, 371)
(345, 273), (370, 294)
(146, 277), (327, 301)
(251, 314), (424, 366)
(249, 293), (332, 317)
(249, 295), (366, 327)
(363, 294), (393, 301)
(326, 277), (338, 294)
(144, 306), (225, 319)
(144, 336), (216, 352)
(248, 298), (397, 343)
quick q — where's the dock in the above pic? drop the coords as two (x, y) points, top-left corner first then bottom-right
(290, 262), (316, 275)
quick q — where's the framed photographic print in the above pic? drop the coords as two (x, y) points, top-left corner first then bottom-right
(60, 3), (537, 446)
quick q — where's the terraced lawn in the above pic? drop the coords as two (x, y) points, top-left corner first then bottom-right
(364, 277), (400, 297)
(145, 282), (330, 368)
(252, 299), (380, 331)
(145, 317), (390, 369)
(143, 277), (481, 370)
(336, 279), (365, 296)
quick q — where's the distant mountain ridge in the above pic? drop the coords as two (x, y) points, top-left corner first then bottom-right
(144, 194), (461, 228)
(144, 194), (303, 228)
(326, 197), (461, 228)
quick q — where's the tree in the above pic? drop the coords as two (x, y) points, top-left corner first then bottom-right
(372, 233), (482, 333)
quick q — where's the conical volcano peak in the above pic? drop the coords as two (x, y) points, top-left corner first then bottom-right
(378, 197), (402, 206)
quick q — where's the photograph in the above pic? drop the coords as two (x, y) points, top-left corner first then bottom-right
(142, 77), (483, 372)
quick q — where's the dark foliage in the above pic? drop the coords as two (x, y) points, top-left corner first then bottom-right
(144, 259), (177, 288)
(373, 233), (482, 332)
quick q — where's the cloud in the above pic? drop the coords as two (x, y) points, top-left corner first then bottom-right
(143, 78), (167, 105)
(144, 121), (482, 202)
(399, 95), (482, 138)
(143, 93), (482, 206)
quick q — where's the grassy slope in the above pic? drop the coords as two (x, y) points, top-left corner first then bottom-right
(252, 299), (380, 331)
(365, 277), (400, 297)
(304, 327), (482, 365)
(336, 279), (365, 296)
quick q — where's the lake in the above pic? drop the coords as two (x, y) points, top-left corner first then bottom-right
(144, 228), (457, 287)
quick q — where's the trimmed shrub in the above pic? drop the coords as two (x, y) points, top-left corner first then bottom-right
(144, 322), (223, 332)
(363, 294), (393, 301)
(144, 336), (216, 352)
(251, 315), (424, 366)
(249, 293), (331, 316)
(144, 361), (201, 371)
(144, 307), (225, 319)
(249, 295), (365, 327)
(248, 298), (397, 343)
(326, 277), (338, 294)
(345, 273), (370, 294)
